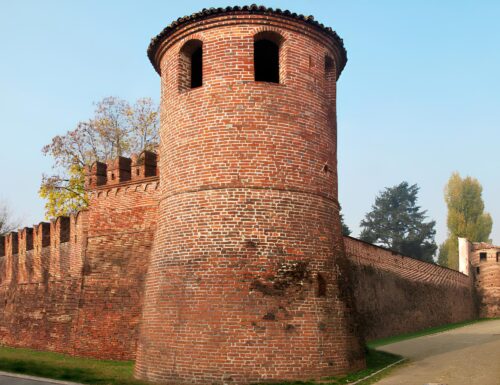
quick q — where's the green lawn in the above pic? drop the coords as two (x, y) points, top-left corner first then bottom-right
(0, 346), (147, 385)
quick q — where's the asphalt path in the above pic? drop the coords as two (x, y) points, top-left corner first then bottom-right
(375, 319), (500, 385)
(0, 372), (81, 385)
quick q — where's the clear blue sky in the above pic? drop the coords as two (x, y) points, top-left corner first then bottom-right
(0, 0), (499, 248)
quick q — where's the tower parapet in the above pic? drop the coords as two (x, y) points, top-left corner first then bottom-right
(136, 6), (363, 385)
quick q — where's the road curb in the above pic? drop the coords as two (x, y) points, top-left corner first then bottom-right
(349, 358), (407, 385)
(0, 370), (83, 385)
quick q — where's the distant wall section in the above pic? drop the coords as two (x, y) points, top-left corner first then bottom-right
(345, 236), (477, 341)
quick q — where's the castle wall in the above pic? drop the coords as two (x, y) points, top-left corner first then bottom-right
(0, 166), (158, 360)
(71, 179), (158, 360)
(1, 8), (497, 380)
(0, 216), (84, 354)
(344, 237), (477, 340)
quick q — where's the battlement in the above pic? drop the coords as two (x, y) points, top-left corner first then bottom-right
(0, 212), (87, 285)
(85, 151), (158, 190)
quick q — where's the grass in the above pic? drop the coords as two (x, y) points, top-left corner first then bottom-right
(368, 318), (495, 348)
(0, 345), (148, 385)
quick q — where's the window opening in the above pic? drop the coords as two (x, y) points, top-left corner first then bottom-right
(254, 35), (280, 83)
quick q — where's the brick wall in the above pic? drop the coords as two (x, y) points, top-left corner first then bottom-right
(0, 169), (158, 360)
(470, 243), (500, 318)
(0, 214), (84, 354)
(71, 179), (158, 360)
(136, 9), (364, 385)
(344, 236), (477, 340)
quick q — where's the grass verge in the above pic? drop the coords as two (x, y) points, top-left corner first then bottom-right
(0, 345), (147, 385)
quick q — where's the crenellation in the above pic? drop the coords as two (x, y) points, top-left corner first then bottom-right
(6, 232), (18, 256)
(34, 222), (51, 249)
(19, 227), (34, 252)
(131, 151), (158, 180)
(85, 161), (107, 189)
(106, 156), (132, 185)
(57, 216), (71, 243)
(49, 217), (71, 279)
(17, 227), (34, 284)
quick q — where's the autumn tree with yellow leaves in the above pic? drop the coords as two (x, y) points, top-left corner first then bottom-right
(438, 172), (493, 269)
(39, 96), (159, 218)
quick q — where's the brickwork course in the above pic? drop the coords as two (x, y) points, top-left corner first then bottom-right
(0, 5), (498, 385)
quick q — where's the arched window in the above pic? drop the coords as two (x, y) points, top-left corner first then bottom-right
(325, 55), (335, 76)
(179, 40), (203, 91)
(254, 32), (282, 83)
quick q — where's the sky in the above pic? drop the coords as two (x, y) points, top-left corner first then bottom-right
(0, 0), (499, 248)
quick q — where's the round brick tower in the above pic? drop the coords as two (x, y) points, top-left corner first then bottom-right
(136, 6), (364, 384)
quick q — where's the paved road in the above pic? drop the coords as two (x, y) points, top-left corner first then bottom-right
(0, 372), (80, 385)
(0, 377), (52, 385)
(375, 319), (500, 385)
(0, 376), (54, 385)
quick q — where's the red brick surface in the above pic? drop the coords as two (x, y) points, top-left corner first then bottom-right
(135, 12), (364, 385)
(344, 237), (477, 340)
(0, 175), (158, 360)
(470, 244), (500, 318)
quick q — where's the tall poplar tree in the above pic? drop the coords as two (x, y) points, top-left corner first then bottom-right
(438, 172), (493, 269)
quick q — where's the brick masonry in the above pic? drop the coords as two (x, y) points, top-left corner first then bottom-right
(0, 6), (494, 385)
(136, 9), (364, 385)
(344, 237), (477, 341)
(0, 167), (158, 360)
(469, 242), (500, 318)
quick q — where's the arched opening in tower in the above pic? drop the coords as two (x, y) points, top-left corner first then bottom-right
(179, 39), (203, 90)
(190, 46), (202, 88)
(254, 38), (280, 83)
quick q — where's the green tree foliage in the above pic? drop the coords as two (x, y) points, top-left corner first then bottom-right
(39, 97), (159, 219)
(340, 212), (352, 236)
(438, 172), (493, 269)
(360, 182), (437, 263)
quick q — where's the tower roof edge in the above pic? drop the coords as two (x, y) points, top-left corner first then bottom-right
(147, 5), (347, 76)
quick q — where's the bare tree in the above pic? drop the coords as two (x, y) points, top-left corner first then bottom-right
(0, 202), (20, 236)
